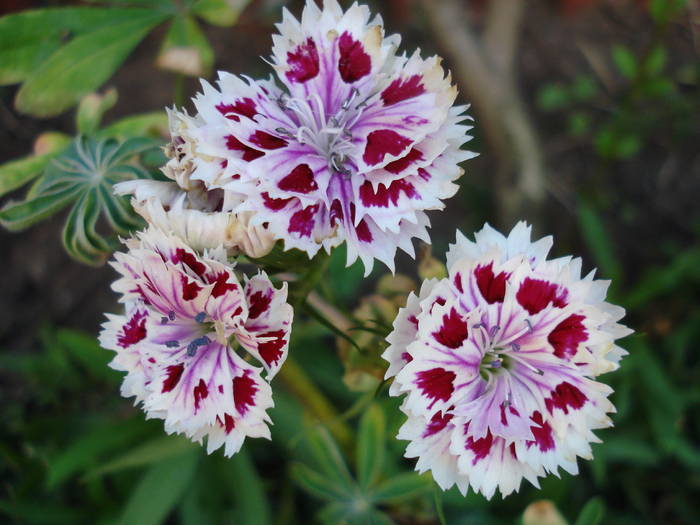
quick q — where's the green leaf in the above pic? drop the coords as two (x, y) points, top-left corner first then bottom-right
(574, 497), (605, 525)
(98, 111), (169, 140)
(537, 83), (569, 111)
(0, 185), (81, 231)
(612, 45), (637, 78)
(15, 12), (166, 117)
(118, 451), (199, 525)
(305, 423), (355, 489)
(229, 450), (272, 525)
(644, 45), (667, 76)
(0, 7), (156, 86)
(370, 473), (432, 503)
(577, 200), (623, 285)
(157, 15), (213, 77)
(356, 403), (385, 489)
(46, 418), (149, 489)
(192, 0), (251, 27)
(62, 190), (112, 265)
(290, 462), (350, 502)
(0, 152), (60, 198)
(84, 435), (195, 479)
(55, 328), (118, 384)
(76, 88), (118, 134)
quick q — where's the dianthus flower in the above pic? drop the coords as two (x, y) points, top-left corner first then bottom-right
(383, 223), (632, 498)
(116, 108), (276, 259)
(177, 0), (474, 273)
(99, 227), (292, 456)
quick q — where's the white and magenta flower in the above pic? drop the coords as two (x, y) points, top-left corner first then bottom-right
(99, 227), (293, 456)
(383, 223), (632, 498)
(180, 0), (474, 273)
(115, 109), (276, 259)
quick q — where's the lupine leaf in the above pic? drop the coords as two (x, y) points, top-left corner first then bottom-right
(0, 153), (59, 198)
(84, 436), (195, 479)
(76, 89), (118, 135)
(157, 15), (213, 77)
(305, 423), (355, 489)
(15, 12), (167, 117)
(356, 403), (385, 489)
(290, 462), (349, 502)
(192, 0), (251, 27)
(0, 185), (82, 231)
(118, 451), (199, 525)
(0, 7), (157, 86)
(574, 497), (605, 525)
(370, 473), (433, 503)
(98, 111), (169, 140)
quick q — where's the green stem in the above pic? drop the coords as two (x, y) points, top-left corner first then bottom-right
(278, 356), (353, 449)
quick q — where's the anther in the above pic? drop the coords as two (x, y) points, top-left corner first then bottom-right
(164, 340), (180, 348)
(489, 325), (500, 338)
(160, 316), (169, 325)
(525, 319), (534, 333)
(195, 312), (206, 323)
(168, 310), (176, 321)
(186, 336), (211, 357)
(511, 342), (520, 352)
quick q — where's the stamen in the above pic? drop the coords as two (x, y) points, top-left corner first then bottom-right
(195, 312), (206, 323)
(187, 335), (211, 357)
(160, 316), (169, 325)
(489, 325), (500, 338)
(164, 340), (180, 348)
(168, 310), (176, 321)
(525, 319), (534, 333)
(510, 342), (520, 352)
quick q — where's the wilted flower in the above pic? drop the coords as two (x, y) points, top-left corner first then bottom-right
(116, 108), (276, 259)
(383, 222), (632, 498)
(181, 0), (474, 274)
(99, 227), (292, 456)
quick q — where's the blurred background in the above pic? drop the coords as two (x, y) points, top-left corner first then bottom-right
(1, 0), (699, 524)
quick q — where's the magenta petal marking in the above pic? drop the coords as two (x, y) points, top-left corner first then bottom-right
(423, 410), (454, 438)
(289, 205), (318, 238)
(286, 37), (320, 83)
(337, 31), (371, 83)
(548, 314), (588, 359)
(233, 372), (258, 415)
(278, 164), (318, 194)
(545, 381), (588, 414)
(359, 179), (417, 208)
(117, 310), (147, 348)
(381, 75), (426, 105)
(516, 277), (568, 315)
(474, 263), (508, 304)
(416, 368), (455, 407)
(432, 308), (468, 349)
(362, 130), (413, 166)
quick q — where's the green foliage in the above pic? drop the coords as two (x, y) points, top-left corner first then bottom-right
(291, 409), (432, 524)
(0, 135), (157, 264)
(0, 0), (252, 117)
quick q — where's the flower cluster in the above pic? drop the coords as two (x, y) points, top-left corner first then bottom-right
(119, 0), (474, 274)
(100, 228), (292, 456)
(383, 223), (632, 498)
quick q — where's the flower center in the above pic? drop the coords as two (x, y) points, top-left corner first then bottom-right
(476, 322), (543, 380)
(275, 90), (365, 177)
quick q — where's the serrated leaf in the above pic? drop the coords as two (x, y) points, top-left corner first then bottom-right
(76, 88), (118, 134)
(290, 462), (350, 502)
(574, 497), (605, 525)
(84, 435), (195, 479)
(157, 15), (213, 77)
(118, 451), (199, 525)
(370, 473), (432, 503)
(15, 12), (166, 117)
(356, 403), (385, 489)
(192, 0), (251, 27)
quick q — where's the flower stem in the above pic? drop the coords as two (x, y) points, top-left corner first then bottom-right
(278, 356), (353, 449)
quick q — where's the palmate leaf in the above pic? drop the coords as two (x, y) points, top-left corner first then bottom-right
(0, 136), (157, 265)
